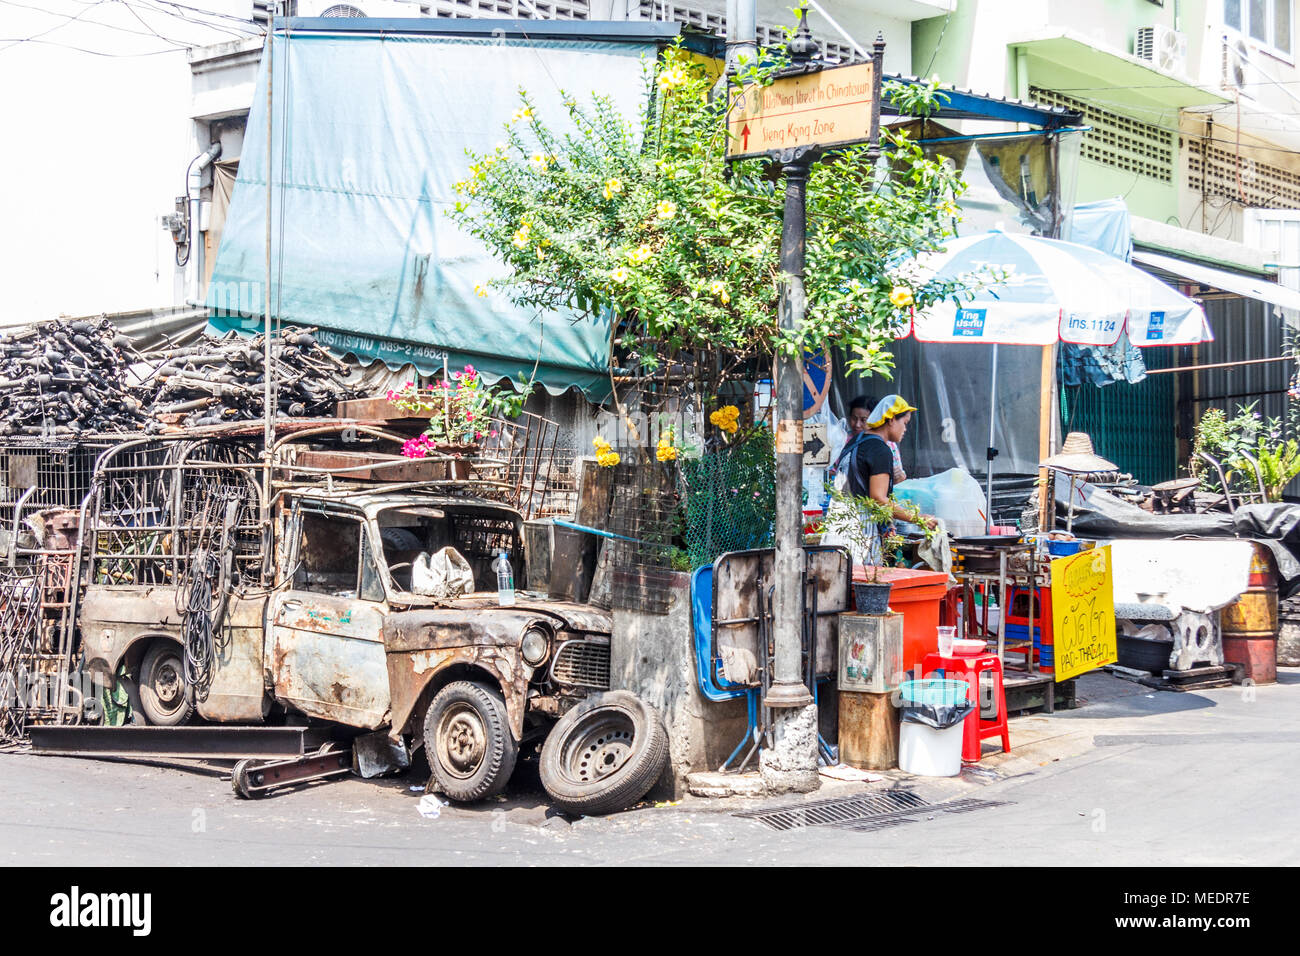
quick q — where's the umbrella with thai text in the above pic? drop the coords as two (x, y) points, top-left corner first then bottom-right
(895, 231), (1214, 530)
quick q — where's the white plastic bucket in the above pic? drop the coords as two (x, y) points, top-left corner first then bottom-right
(899, 721), (965, 776)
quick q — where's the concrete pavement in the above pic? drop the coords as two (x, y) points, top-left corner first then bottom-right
(1, 669), (1296, 866)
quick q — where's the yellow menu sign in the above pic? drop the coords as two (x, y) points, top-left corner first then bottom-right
(726, 62), (877, 159)
(1050, 546), (1117, 682)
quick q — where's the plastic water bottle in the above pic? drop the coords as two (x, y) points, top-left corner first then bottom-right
(494, 552), (515, 606)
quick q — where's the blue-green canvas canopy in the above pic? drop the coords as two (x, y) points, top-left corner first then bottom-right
(207, 25), (664, 394)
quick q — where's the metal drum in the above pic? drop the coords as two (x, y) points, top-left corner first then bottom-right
(1221, 543), (1278, 684)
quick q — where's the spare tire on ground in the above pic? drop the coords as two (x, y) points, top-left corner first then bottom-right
(539, 690), (669, 816)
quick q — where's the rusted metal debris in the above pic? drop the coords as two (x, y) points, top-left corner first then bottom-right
(0, 321), (362, 437)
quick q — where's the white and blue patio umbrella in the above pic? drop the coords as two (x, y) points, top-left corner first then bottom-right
(901, 230), (1213, 347)
(895, 230), (1214, 531)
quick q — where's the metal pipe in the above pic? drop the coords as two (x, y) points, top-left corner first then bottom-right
(986, 344), (999, 534)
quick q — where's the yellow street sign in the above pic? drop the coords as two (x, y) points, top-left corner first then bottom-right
(726, 61), (878, 159)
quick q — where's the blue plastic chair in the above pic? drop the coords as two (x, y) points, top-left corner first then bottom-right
(690, 566), (760, 770)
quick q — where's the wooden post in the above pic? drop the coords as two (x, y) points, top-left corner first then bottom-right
(838, 690), (899, 770)
(1036, 344), (1055, 529)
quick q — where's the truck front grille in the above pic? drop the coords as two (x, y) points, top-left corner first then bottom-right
(550, 639), (610, 690)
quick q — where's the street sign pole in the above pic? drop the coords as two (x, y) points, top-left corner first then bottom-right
(725, 17), (885, 791)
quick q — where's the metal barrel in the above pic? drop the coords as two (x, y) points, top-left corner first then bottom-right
(1221, 543), (1278, 684)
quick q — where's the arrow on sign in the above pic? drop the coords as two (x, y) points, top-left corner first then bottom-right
(803, 432), (825, 460)
(741, 123), (751, 151)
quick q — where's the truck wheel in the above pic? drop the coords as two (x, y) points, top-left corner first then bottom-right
(137, 640), (193, 726)
(423, 681), (518, 802)
(539, 691), (669, 816)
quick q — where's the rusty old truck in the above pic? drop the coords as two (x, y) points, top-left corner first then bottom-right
(68, 427), (667, 812)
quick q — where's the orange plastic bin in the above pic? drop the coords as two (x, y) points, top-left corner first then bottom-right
(852, 566), (951, 673)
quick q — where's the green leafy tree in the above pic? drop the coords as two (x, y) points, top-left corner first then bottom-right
(447, 38), (972, 385)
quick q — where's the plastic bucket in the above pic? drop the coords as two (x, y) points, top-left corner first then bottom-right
(899, 678), (969, 708)
(899, 722), (964, 776)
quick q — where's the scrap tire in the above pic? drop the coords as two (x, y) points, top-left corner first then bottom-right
(539, 691), (669, 816)
(423, 681), (518, 803)
(137, 640), (193, 727)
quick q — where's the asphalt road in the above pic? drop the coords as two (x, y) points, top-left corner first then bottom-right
(2, 670), (1297, 866)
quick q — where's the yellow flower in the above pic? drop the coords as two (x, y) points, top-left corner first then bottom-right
(593, 436), (612, 452)
(511, 229), (530, 250)
(890, 286), (914, 309)
(656, 64), (689, 92)
(474, 284), (489, 298)
(509, 107), (533, 124)
(628, 243), (652, 265)
(710, 405), (740, 433)
(708, 280), (730, 304)
(530, 152), (550, 170)
(656, 200), (677, 221)
(597, 450), (621, 468)
(603, 178), (623, 200)
(656, 443), (678, 462)
(940, 200), (959, 217)
(610, 266), (630, 284)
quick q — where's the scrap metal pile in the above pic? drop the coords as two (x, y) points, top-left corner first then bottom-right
(0, 319), (150, 436)
(142, 328), (359, 428)
(0, 321), (360, 436)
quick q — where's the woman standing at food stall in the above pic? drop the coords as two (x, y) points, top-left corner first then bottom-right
(849, 395), (935, 529)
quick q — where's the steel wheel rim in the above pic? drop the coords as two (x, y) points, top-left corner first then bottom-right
(436, 702), (487, 779)
(559, 710), (636, 785)
(150, 651), (185, 714)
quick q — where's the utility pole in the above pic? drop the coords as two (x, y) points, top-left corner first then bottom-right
(759, 15), (820, 794)
(723, 8), (885, 792)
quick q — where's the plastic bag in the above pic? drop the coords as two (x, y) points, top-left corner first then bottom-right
(895, 468), (987, 538)
(411, 546), (475, 599)
(898, 679), (975, 730)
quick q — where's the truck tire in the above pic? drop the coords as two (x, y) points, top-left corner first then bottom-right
(423, 681), (518, 802)
(137, 640), (193, 726)
(539, 691), (669, 816)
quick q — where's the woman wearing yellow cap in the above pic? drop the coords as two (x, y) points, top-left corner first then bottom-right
(848, 395), (936, 531)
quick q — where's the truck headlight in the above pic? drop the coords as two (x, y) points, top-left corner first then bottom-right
(521, 627), (550, 666)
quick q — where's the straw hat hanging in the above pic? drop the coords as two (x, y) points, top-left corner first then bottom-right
(1040, 432), (1117, 475)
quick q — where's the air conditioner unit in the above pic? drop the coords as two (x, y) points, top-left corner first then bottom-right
(1136, 24), (1187, 74)
(296, 0), (427, 16)
(1223, 37), (1249, 90)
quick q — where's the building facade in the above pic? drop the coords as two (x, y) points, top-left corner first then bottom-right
(915, 0), (1300, 484)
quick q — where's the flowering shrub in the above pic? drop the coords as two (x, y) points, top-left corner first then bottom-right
(388, 364), (523, 456)
(446, 38), (971, 378)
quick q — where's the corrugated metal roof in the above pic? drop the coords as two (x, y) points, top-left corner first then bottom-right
(885, 73), (1083, 128)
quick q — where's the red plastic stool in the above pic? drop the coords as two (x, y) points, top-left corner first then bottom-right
(921, 651), (1010, 762)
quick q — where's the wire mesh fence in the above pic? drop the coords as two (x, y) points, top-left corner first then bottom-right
(679, 428), (776, 570)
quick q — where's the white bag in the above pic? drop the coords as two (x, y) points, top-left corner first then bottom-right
(411, 546), (475, 599)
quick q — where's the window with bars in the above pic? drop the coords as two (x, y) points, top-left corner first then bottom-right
(1029, 87), (1175, 183)
(1187, 137), (1300, 208)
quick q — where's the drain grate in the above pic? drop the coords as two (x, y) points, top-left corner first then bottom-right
(830, 798), (1012, 832)
(735, 789), (929, 832)
(735, 791), (1011, 833)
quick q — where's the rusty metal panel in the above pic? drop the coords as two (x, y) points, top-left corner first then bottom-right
(269, 593), (391, 729)
(712, 550), (772, 686)
(386, 643), (530, 740)
(711, 547), (849, 686)
(78, 586), (183, 678)
(807, 547), (851, 676)
(198, 593), (270, 723)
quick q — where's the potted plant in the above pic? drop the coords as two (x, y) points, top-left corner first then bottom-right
(387, 365), (526, 460)
(825, 489), (933, 614)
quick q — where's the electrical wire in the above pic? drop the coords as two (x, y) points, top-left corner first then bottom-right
(922, 9), (953, 79)
(0, 0), (108, 51)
